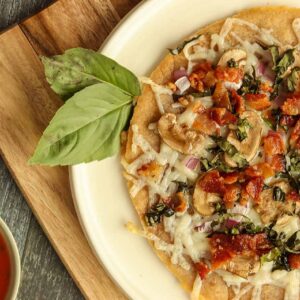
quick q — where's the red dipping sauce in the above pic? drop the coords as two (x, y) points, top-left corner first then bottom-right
(0, 233), (10, 300)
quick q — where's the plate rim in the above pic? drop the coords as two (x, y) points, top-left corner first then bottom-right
(69, 0), (300, 299)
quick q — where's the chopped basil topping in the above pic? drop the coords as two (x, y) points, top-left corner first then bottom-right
(209, 211), (262, 236)
(173, 181), (193, 194)
(200, 154), (235, 173)
(236, 118), (252, 141)
(275, 49), (295, 78)
(264, 224), (300, 270)
(213, 137), (237, 156)
(263, 118), (274, 129)
(145, 203), (174, 226)
(271, 48), (295, 99)
(168, 34), (201, 55)
(273, 186), (285, 202)
(286, 230), (300, 254)
(210, 137), (248, 169)
(190, 90), (212, 97)
(269, 45), (280, 67)
(280, 151), (300, 194)
(227, 58), (238, 68)
(287, 67), (300, 92)
(238, 67), (261, 95)
(214, 202), (227, 214)
(261, 247), (281, 264)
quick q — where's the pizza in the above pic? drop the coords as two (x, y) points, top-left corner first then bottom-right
(121, 6), (300, 300)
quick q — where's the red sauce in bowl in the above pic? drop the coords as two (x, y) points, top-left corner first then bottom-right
(0, 233), (10, 300)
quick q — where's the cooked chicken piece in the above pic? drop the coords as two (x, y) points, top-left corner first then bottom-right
(200, 272), (229, 300)
(223, 256), (260, 278)
(254, 181), (294, 224)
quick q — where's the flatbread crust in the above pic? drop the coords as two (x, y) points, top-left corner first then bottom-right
(122, 6), (300, 300)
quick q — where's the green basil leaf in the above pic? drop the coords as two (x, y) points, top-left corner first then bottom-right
(236, 118), (252, 141)
(273, 186), (286, 202)
(275, 48), (295, 78)
(42, 48), (141, 97)
(238, 67), (261, 95)
(29, 83), (132, 166)
(287, 67), (300, 92)
(227, 58), (238, 68)
(269, 46), (280, 68)
(213, 137), (237, 156)
(261, 247), (281, 264)
(286, 230), (300, 254)
(231, 153), (248, 168)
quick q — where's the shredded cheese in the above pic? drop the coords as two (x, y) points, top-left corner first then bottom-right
(190, 275), (202, 300)
(139, 76), (173, 114)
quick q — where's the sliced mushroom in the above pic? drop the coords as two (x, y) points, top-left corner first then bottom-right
(157, 113), (214, 156)
(218, 49), (247, 68)
(223, 256), (260, 278)
(224, 111), (263, 167)
(193, 181), (221, 216)
(255, 180), (293, 224)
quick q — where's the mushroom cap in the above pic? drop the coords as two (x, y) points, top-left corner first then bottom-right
(224, 110), (263, 167)
(193, 180), (221, 216)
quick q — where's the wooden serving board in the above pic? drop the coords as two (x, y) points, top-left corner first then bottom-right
(0, 0), (141, 299)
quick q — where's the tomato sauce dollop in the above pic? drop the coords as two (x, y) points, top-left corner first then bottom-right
(0, 233), (10, 300)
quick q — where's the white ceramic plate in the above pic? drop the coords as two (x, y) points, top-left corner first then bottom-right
(70, 0), (300, 299)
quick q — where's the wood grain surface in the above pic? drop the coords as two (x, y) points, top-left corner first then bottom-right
(0, 0), (141, 299)
(1, 1), (85, 298)
(0, 0), (53, 31)
(0, 158), (83, 300)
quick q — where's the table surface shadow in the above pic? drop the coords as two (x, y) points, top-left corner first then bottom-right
(0, 0), (84, 299)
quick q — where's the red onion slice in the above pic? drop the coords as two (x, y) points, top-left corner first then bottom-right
(184, 155), (199, 170)
(175, 76), (191, 94)
(225, 219), (240, 229)
(173, 67), (188, 81)
(257, 61), (267, 76)
(195, 221), (213, 233)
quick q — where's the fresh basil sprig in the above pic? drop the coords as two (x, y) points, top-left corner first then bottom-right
(30, 48), (141, 166)
(42, 48), (140, 98)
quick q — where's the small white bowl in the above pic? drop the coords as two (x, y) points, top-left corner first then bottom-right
(0, 218), (21, 300)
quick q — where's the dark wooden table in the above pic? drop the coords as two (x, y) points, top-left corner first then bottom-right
(0, 1), (83, 299)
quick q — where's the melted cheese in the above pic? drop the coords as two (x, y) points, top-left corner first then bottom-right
(139, 77), (173, 114)
(178, 108), (198, 127)
(224, 80), (242, 90)
(273, 215), (300, 239)
(219, 260), (300, 300)
(191, 275), (202, 300)
(184, 16), (283, 76)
